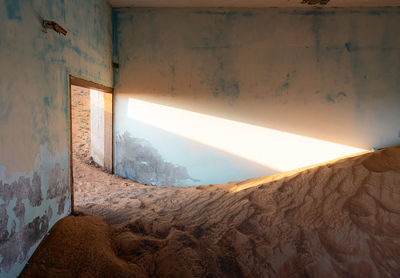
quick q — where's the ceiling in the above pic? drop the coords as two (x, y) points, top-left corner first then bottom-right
(108, 0), (400, 8)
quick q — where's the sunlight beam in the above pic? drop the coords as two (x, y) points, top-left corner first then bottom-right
(127, 98), (366, 172)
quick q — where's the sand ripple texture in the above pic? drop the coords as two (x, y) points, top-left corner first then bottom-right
(21, 146), (400, 278)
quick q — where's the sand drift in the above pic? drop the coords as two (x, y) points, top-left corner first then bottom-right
(21, 146), (400, 277)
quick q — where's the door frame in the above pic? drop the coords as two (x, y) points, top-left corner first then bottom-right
(68, 75), (114, 214)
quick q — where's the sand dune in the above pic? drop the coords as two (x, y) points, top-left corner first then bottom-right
(21, 146), (400, 277)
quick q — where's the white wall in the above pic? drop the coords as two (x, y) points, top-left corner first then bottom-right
(90, 89), (105, 166)
(113, 7), (400, 186)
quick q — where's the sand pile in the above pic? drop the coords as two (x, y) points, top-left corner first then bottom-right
(21, 146), (400, 277)
(19, 216), (143, 278)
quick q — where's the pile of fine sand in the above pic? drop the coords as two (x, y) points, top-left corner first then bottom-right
(21, 146), (400, 277)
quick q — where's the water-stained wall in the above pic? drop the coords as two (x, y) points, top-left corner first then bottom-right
(0, 0), (113, 276)
(113, 7), (400, 186)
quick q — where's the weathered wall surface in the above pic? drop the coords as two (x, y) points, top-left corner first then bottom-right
(0, 0), (113, 276)
(114, 7), (400, 186)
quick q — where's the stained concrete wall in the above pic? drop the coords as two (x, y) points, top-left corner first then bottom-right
(113, 7), (400, 186)
(0, 0), (113, 276)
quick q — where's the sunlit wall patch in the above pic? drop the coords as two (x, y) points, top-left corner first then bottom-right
(127, 98), (365, 173)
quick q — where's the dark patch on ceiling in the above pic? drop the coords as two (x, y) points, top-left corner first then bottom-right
(301, 0), (330, 5)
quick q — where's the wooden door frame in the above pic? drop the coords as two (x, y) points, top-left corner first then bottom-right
(68, 75), (114, 214)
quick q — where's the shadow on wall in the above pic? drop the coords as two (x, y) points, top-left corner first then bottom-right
(114, 8), (400, 150)
(114, 117), (278, 186)
(125, 98), (366, 171)
(114, 98), (367, 187)
(116, 132), (199, 186)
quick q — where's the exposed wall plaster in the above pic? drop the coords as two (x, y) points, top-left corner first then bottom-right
(0, 0), (113, 276)
(0, 145), (69, 277)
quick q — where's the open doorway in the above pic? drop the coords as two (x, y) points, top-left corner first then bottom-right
(69, 76), (113, 211)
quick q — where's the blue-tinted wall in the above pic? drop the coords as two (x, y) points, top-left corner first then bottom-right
(1, 4), (400, 276)
(113, 8), (400, 186)
(0, 0), (113, 276)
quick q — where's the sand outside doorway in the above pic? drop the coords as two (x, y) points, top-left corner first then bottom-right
(69, 76), (113, 211)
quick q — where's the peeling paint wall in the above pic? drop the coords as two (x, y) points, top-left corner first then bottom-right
(0, 0), (113, 276)
(113, 7), (400, 186)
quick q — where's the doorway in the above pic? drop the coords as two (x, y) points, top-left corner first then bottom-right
(69, 76), (113, 212)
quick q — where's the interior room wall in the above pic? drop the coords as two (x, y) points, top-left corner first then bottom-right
(0, 0), (113, 276)
(113, 7), (400, 186)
